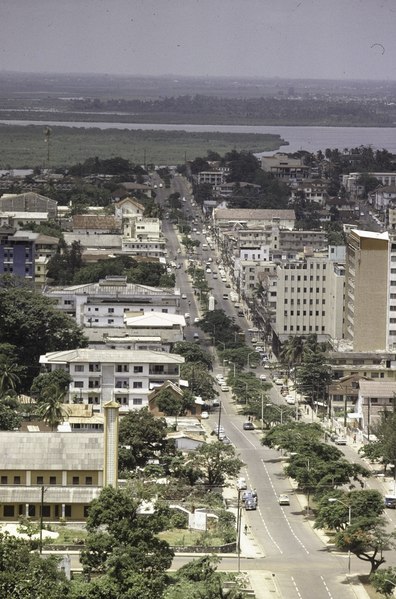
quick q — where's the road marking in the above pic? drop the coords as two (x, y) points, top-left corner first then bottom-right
(291, 576), (303, 598)
(230, 422), (257, 448)
(262, 460), (310, 555)
(320, 575), (334, 598)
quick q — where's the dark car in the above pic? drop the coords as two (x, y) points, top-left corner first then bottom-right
(243, 421), (254, 430)
(245, 498), (257, 510)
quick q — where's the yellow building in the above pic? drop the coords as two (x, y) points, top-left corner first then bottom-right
(0, 402), (119, 522)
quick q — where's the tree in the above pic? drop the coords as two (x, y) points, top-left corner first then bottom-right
(0, 400), (22, 430)
(30, 370), (72, 400)
(296, 342), (332, 407)
(0, 532), (69, 598)
(118, 408), (168, 472)
(80, 486), (174, 599)
(0, 358), (22, 396)
(0, 283), (87, 389)
(335, 518), (396, 574)
(172, 342), (213, 369)
(180, 362), (217, 402)
(194, 442), (244, 487)
(280, 335), (305, 372)
(315, 490), (384, 532)
(371, 567), (396, 597)
(36, 383), (68, 430)
(156, 388), (183, 419)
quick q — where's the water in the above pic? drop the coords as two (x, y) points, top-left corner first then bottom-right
(0, 119), (396, 154)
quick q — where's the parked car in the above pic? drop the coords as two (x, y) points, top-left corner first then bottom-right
(184, 312), (190, 319)
(384, 495), (396, 509)
(200, 411), (209, 419)
(274, 378), (284, 386)
(194, 317), (200, 323)
(236, 477), (247, 490)
(243, 421), (254, 430)
(245, 497), (257, 510)
(212, 399), (220, 407)
(221, 384), (230, 392)
(181, 294), (187, 299)
(285, 395), (296, 405)
(222, 436), (232, 445)
(278, 494), (290, 506)
(259, 374), (267, 381)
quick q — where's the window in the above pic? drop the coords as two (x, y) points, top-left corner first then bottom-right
(108, 308), (114, 313)
(133, 398), (143, 406)
(134, 366), (143, 373)
(108, 319), (114, 324)
(41, 505), (50, 517)
(4, 505), (14, 517)
(1, 476), (7, 484)
(74, 381), (84, 388)
(50, 476), (56, 485)
(133, 382), (143, 389)
(28, 505), (36, 517)
(75, 365), (84, 372)
(13, 476), (20, 484)
(72, 476), (80, 485)
(85, 476), (93, 485)
(84, 506), (90, 518)
(64, 505), (72, 518)
(36, 476), (44, 485)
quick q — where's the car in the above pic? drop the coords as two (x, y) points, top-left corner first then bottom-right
(213, 274), (218, 279)
(259, 374), (267, 381)
(334, 436), (347, 445)
(215, 374), (224, 382)
(255, 346), (264, 352)
(194, 317), (200, 323)
(206, 268), (211, 273)
(181, 294), (187, 299)
(274, 378), (284, 386)
(285, 395), (296, 405)
(212, 399), (220, 407)
(245, 498), (257, 510)
(236, 477), (247, 490)
(193, 333), (199, 340)
(200, 411), (209, 419)
(278, 494), (290, 506)
(243, 421), (254, 430)
(221, 277), (227, 283)
(220, 384), (230, 392)
(237, 310), (244, 316)
(225, 283), (231, 288)
(384, 495), (396, 509)
(184, 313), (190, 319)
(222, 436), (232, 445)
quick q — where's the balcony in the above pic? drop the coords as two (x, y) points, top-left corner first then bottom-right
(149, 367), (179, 377)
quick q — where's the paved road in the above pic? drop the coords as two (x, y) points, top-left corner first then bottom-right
(156, 177), (374, 598)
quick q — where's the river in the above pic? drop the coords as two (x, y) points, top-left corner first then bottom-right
(1, 119), (396, 154)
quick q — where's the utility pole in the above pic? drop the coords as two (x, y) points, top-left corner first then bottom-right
(39, 485), (45, 554)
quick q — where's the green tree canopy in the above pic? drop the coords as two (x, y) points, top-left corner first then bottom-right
(0, 281), (87, 389)
(118, 408), (169, 472)
(194, 442), (244, 487)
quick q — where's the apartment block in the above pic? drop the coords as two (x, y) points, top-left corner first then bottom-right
(39, 348), (184, 412)
(343, 230), (389, 351)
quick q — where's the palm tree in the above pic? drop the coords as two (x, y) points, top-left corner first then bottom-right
(280, 336), (305, 371)
(36, 384), (68, 431)
(0, 360), (22, 396)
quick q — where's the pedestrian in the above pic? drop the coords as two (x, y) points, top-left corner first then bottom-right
(353, 433), (357, 443)
(244, 524), (248, 535)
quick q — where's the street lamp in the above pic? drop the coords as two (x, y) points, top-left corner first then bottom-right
(266, 403), (285, 425)
(236, 488), (243, 573)
(328, 498), (352, 574)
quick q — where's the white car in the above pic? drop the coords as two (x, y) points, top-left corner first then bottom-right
(216, 374), (224, 382)
(278, 494), (290, 506)
(220, 384), (230, 392)
(285, 395), (296, 405)
(194, 317), (200, 323)
(274, 378), (284, 385)
(200, 411), (209, 419)
(184, 312), (190, 319)
(236, 477), (247, 490)
(259, 374), (267, 381)
(181, 294), (187, 299)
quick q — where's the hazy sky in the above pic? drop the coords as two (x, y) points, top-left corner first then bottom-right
(1, 0), (396, 80)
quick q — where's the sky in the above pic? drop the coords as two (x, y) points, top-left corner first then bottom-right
(1, 0), (396, 80)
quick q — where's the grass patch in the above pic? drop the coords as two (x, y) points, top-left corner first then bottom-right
(47, 526), (87, 545)
(159, 528), (225, 547)
(0, 124), (285, 168)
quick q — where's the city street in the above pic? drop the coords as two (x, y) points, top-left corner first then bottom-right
(159, 180), (374, 598)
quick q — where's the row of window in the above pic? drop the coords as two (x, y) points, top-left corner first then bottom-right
(284, 287), (326, 294)
(285, 298), (326, 305)
(74, 365), (145, 374)
(3, 504), (89, 518)
(284, 263), (327, 270)
(284, 275), (326, 281)
(87, 397), (143, 405)
(284, 325), (326, 333)
(0, 475), (93, 485)
(284, 310), (326, 317)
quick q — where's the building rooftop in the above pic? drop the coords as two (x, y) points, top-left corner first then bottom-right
(124, 312), (186, 328)
(40, 348), (185, 365)
(359, 380), (396, 397)
(213, 208), (295, 221)
(0, 432), (103, 470)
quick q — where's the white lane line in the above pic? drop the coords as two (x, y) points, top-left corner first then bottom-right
(230, 422), (257, 448)
(262, 460), (310, 555)
(256, 504), (283, 554)
(291, 576), (303, 598)
(320, 575), (334, 598)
